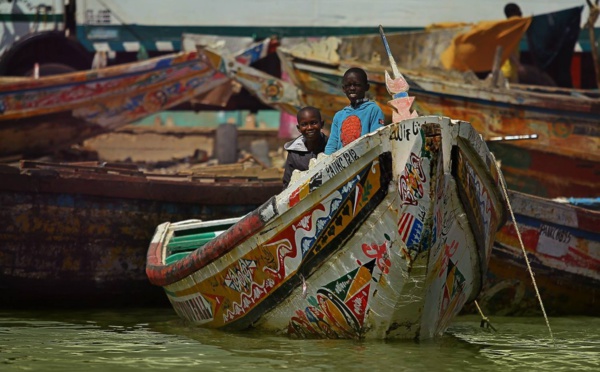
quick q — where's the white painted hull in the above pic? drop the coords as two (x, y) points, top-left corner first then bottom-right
(147, 115), (507, 339)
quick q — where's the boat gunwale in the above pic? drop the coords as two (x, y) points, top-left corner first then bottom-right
(0, 50), (200, 92)
(506, 189), (600, 234)
(146, 116), (508, 292)
(281, 50), (600, 115)
(0, 53), (221, 121)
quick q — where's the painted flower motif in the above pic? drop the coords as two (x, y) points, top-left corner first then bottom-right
(341, 115), (362, 146)
(298, 215), (311, 230)
(362, 242), (391, 274)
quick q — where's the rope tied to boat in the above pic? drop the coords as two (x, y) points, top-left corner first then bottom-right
(497, 167), (556, 346)
(474, 300), (497, 332)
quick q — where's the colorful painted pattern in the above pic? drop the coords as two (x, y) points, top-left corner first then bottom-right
(214, 49), (302, 116)
(474, 190), (600, 316)
(75, 65), (227, 128)
(0, 50), (231, 158)
(166, 156), (388, 328)
(399, 152), (427, 206)
(148, 116), (508, 339)
(455, 147), (500, 260)
(1, 53), (200, 118)
(288, 259), (377, 338)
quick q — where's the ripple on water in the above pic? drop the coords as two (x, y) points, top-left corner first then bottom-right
(1, 310), (599, 372)
(448, 316), (600, 371)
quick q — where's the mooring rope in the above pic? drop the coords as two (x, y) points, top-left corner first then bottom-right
(474, 300), (497, 332)
(497, 172), (556, 346)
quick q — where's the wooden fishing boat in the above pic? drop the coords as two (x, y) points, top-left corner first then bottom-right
(0, 160), (282, 307)
(472, 190), (600, 316)
(146, 65), (508, 338)
(205, 48), (303, 117)
(274, 14), (599, 198)
(0, 49), (232, 160)
(182, 34), (273, 65)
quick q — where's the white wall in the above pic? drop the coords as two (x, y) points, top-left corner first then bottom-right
(80, 0), (591, 28)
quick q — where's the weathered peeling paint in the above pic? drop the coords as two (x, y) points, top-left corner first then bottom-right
(470, 190), (600, 316)
(0, 50), (230, 158)
(147, 116), (508, 340)
(272, 28), (599, 198)
(0, 162), (282, 307)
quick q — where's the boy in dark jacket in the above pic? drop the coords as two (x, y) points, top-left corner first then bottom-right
(282, 106), (328, 188)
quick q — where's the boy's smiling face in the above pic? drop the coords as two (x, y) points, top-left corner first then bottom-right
(296, 109), (323, 140)
(342, 71), (369, 105)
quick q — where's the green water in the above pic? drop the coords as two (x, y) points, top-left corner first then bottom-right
(1, 307), (598, 371)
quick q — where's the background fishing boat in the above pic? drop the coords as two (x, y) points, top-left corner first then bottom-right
(472, 190), (600, 316)
(273, 7), (599, 198)
(3, 1), (595, 85)
(0, 160), (282, 307)
(0, 34), (274, 162)
(0, 49), (232, 160)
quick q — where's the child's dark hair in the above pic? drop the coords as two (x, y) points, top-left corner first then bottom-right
(296, 106), (321, 121)
(343, 67), (368, 83)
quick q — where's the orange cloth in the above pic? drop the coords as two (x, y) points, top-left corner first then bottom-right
(425, 22), (472, 30)
(440, 17), (532, 72)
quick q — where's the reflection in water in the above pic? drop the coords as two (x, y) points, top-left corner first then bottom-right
(1, 308), (599, 372)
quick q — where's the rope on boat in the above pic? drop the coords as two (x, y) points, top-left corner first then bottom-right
(377, 23), (553, 340)
(498, 172), (556, 346)
(474, 300), (497, 332)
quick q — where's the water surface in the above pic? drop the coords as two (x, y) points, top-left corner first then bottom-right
(1, 308), (598, 371)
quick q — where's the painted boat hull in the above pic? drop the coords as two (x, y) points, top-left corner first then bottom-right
(470, 190), (600, 316)
(0, 162), (282, 307)
(0, 50), (230, 158)
(485, 141), (597, 199)
(275, 28), (600, 198)
(146, 116), (508, 339)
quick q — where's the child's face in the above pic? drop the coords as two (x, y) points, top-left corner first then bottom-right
(342, 72), (369, 104)
(297, 110), (323, 140)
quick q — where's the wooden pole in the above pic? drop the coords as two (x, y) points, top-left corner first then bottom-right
(491, 46), (504, 88)
(378, 25), (401, 79)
